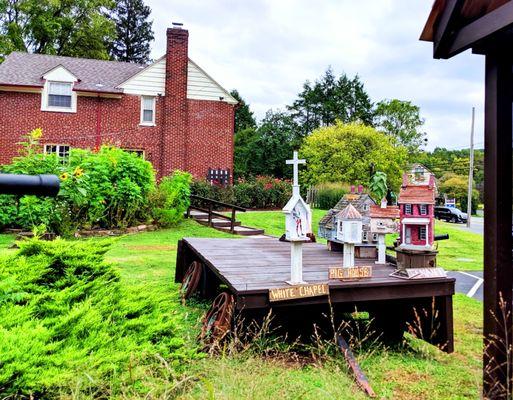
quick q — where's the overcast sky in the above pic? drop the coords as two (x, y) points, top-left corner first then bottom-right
(147, 0), (485, 150)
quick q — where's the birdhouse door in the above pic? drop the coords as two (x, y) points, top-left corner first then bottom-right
(405, 227), (412, 244)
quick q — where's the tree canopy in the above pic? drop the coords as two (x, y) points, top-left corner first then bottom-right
(374, 99), (426, 151)
(288, 67), (374, 136)
(0, 0), (116, 61)
(109, 0), (154, 63)
(300, 122), (407, 190)
(230, 89), (256, 133)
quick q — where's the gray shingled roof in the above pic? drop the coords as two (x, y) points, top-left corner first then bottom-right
(319, 193), (376, 230)
(0, 52), (145, 93)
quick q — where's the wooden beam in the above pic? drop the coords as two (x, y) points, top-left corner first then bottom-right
(483, 52), (513, 399)
(433, 0), (462, 58)
(443, 1), (513, 58)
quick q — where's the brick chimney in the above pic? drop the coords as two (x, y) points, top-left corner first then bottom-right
(159, 23), (189, 177)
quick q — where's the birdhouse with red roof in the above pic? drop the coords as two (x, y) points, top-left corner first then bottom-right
(397, 170), (436, 251)
(370, 199), (400, 264)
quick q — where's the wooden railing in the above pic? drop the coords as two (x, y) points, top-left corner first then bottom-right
(187, 194), (246, 234)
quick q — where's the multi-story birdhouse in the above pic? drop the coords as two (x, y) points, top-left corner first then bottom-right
(397, 169), (436, 251)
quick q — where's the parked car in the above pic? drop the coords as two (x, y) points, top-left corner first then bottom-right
(434, 206), (468, 223)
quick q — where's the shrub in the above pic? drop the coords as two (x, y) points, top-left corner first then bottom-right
(150, 170), (192, 227)
(0, 237), (196, 397)
(311, 182), (349, 209)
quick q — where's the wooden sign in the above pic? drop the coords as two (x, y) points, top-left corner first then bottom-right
(329, 266), (373, 280)
(269, 283), (329, 302)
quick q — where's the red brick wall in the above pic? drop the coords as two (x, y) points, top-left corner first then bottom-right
(0, 90), (234, 179)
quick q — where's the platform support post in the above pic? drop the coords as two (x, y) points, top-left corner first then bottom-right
(343, 243), (355, 268)
(287, 241), (306, 285)
(376, 234), (386, 265)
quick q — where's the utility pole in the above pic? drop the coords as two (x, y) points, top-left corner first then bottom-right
(466, 107), (475, 228)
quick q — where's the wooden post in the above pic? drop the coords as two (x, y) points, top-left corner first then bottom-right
(208, 202), (213, 226)
(230, 207), (236, 234)
(483, 52), (513, 399)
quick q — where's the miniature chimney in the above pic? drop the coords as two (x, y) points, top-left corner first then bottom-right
(350, 185), (355, 194)
(358, 185), (363, 194)
(402, 173), (409, 187)
(429, 174), (436, 189)
(380, 198), (387, 208)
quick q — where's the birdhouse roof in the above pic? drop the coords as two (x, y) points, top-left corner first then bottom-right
(282, 194), (309, 213)
(336, 204), (362, 220)
(319, 192), (375, 229)
(398, 185), (436, 205)
(370, 205), (400, 219)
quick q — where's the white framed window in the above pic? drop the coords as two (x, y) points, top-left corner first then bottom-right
(41, 81), (76, 113)
(140, 96), (156, 126)
(362, 231), (368, 242)
(419, 226), (427, 241)
(372, 233), (378, 242)
(124, 148), (145, 159)
(44, 144), (70, 160)
(405, 204), (412, 215)
(419, 204), (428, 215)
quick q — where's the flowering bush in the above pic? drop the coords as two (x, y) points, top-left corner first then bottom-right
(190, 175), (291, 209)
(0, 129), (157, 234)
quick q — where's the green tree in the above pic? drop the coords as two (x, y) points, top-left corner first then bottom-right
(0, 0), (116, 60)
(230, 89), (256, 133)
(109, 0), (153, 63)
(374, 99), (426, 152)
(439, 173), (479, 214)
(233, 110), (302, 179)
(300, 122), (407, 190)
(289, 67), (374, 135)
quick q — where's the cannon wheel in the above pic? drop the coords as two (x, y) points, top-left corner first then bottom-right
(181, 261), (202, 299)
(200, 292), (234, 343)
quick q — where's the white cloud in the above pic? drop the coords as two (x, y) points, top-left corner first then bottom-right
(146, 0), (486, 150)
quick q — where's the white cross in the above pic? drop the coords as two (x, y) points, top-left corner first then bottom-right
(286, 151), (305, 196)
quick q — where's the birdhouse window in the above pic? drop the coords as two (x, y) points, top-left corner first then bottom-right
(362, 231), (368, 242)
(349, 222), (359, 242)
(420, 204), (427, 215)
(419, 226), (427, 241)
(372, 233), (378, 242)
(405, 204), (412, 215)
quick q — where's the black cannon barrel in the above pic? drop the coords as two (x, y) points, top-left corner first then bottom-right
(0, 174), (60, 197)
(434, 234), (449, 241)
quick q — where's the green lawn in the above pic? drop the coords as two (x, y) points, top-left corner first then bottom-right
(0, 219), (484, 398)
(235, 210), (484, 271)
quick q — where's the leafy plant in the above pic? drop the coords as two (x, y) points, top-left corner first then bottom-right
(150, 171), (192, 227)
(369, 171), (388, 203)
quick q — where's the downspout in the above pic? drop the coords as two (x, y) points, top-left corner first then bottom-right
(95, 96), (102, 151)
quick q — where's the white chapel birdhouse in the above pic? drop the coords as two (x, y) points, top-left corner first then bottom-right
(336, 204), (363, 244)
(283, 196), (311, 241)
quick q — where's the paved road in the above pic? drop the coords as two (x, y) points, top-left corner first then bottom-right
(448, 270), (483, 301)
(450, 217), (484, 235)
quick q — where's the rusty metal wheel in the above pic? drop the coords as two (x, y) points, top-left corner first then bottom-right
(200, 292), (234, 343)
(181, 261), (202, 299)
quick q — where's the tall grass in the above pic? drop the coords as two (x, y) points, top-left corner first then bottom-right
(309, 182), (349, 210)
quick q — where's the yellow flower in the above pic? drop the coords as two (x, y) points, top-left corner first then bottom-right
(73, 167), (84, 177)
(59, 172), (69, 181)
(30, 128), (43, 140)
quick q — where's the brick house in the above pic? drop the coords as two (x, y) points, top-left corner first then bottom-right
(0, 24), (237, 179)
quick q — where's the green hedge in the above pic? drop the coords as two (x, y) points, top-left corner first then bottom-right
(311, 182), (349, 210)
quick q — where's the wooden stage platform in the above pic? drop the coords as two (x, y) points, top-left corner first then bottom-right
(176, 237), (456, 352)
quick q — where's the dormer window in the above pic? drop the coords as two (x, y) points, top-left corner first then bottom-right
(40, 66), (78, 113)
(48, 82), (72, 108)
(420, 204), (428, 215)
(405, 204), (412, 215)
(140, 96), (156, 126)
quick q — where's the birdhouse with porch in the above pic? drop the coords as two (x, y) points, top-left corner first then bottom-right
(370, 199), (400, 264)
(397, 171), (436, 251)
